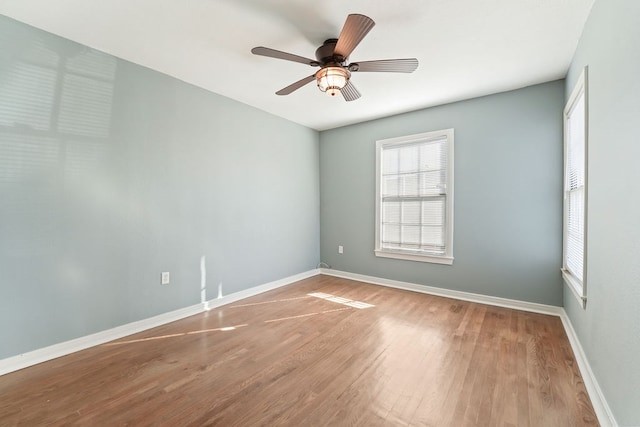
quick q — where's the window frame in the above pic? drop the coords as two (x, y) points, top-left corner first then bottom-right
(562, 67), (588, 308)
(375, 128), (454, 265)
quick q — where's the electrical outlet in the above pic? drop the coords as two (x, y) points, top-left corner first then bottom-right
(161, 272), (170, 285)
(338, 245), (344, 254)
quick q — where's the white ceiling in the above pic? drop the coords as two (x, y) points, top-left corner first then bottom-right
(0, 0), (595, 131)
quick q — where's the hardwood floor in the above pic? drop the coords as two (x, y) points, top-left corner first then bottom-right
(0, 275), (598, 426)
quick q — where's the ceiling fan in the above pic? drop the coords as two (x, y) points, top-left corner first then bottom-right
(251, 14), (419, 102)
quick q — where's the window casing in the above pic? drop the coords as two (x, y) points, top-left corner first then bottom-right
(562, 67), (588, 308)
(375, 129), (454, 265)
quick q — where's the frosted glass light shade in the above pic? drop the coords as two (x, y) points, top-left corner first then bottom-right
(316, 67), (349, 97)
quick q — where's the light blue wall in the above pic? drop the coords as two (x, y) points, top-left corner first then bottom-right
(564, 0), (640, 424)
(0, 16), (320, 359)
(320, 81), (565, 305)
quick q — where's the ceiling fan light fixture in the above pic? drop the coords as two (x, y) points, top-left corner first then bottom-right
(316, 67), (349, 97)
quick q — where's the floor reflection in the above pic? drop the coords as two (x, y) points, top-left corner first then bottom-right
(103, 323), (249, 346)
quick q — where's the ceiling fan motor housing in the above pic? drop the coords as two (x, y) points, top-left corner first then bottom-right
(315, 39), (346, 66)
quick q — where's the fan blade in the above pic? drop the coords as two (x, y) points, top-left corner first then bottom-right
(334, 14), (375, 59)
(276, 74), (316, 95)
(251, 47), (318, 66)
(341, 80), (361, 102)
(349, 58), (419, 73)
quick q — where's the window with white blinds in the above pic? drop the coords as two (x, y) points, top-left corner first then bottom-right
(563, 68), (588, 307)
(375, 129), (454, 264)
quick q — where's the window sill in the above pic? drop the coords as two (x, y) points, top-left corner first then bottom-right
(375, 250), (454, 265)
(562, 269), (586, 309)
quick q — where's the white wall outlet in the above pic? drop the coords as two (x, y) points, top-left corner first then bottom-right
(161, 272), (170, 285)
(338, 245), (344, 254)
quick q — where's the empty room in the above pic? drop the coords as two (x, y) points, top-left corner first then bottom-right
(0, 0), (638, 425)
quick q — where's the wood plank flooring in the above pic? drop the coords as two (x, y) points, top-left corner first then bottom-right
(0, 275), (598, 426)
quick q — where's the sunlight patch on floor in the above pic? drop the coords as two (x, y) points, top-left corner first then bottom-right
(229, 296), (311, 308)
(263, 307), (352, 323)
(308, 292), (375, 309)
(103, 324), (249, 346)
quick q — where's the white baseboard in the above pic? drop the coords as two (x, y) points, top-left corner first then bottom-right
(0, 303), (203, 377)
(204, 269), (319, 310)
(559, 312), (618, 427)
(320, 268), (617, 427)
(320, 268), (563, 316)
(0, 268), (319, 377)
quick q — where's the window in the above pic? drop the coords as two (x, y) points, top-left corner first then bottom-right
(563, 67), (588, 307)
(375, 129), (454, 264)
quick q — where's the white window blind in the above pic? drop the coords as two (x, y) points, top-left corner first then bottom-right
(563, 68), (587, 306)
(375, 129), (454, 264)
(565, 91), (585, 280)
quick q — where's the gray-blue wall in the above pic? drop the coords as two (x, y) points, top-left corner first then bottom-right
(320, 81), (565, 306)
(0, 16), (320, 359)
(564, 0), (640, 424)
